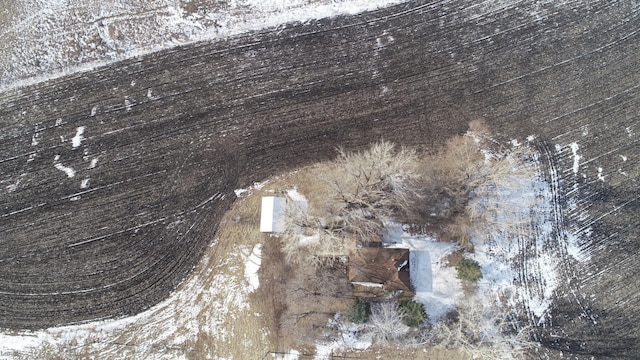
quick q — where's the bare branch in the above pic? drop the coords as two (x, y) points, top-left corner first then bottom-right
(368, 302), (409, 342)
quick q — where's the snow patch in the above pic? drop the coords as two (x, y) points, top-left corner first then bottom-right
(234, 179), (270, 197)
(351, 281), (383, 288)
(245, 244), (262, 293)
(286, 188), (307, 203)
(581, 125), (589, 136)
(54, 156), (76, 178)
(315, 316), (372, 359)
(0, 334), (42, 353)
(526, 253), (559, 319)
(71, 126), (86, 148)
(565, 232), (591, 262)
(124, 97), (133, 111)
(274, 350), (300, 360)
(6, 179), (20, 193)
(384, 226), (463, 322)
(89, 158), (99, 169)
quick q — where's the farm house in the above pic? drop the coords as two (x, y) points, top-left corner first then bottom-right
(348, 247), (413, 296)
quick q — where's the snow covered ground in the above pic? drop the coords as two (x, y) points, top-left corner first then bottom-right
(384, 221), (463, 322)
(0, 0), (407, 92)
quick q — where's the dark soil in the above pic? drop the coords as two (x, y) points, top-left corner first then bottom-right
(0, 1), (638, 358)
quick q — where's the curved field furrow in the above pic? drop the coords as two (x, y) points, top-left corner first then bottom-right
(0, 0), (639, 358)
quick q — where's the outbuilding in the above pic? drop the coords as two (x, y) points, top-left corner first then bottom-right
(259, 196), (287, 233)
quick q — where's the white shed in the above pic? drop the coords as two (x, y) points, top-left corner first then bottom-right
(260, 196), (287, 233)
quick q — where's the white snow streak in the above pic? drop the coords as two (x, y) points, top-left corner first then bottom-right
(54, 156), (76, 178)
(570, 142), (581, 174)
(234, 179), (270, 197)
(71, 126), (85, 148)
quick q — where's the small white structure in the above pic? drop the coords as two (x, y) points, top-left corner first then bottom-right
(260, 196), (287, 233)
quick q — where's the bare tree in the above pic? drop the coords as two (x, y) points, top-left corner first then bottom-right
(280, 192), (352, 268)
(433, 297), (535, 359)
(280, 141), (420, 266)
(324, 141), (420, 243)
(368, 302), (409, 342)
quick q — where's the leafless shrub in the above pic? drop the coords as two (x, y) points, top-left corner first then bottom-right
(368, 302), (409, 342)
(464, 146), (538, 242)
(432, 298), (535, 359)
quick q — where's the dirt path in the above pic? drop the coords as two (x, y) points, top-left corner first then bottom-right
(0, 0), (638, 357)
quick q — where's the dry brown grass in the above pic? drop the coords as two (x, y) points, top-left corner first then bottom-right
(215, 170), (355, 355)
(341, 345), (471, 360)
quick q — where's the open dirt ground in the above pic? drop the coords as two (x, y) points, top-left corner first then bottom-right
(1, 0), (639, 358)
